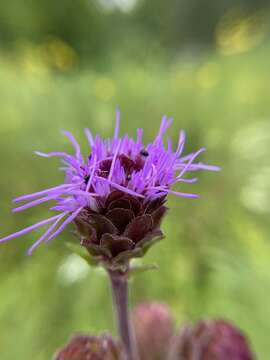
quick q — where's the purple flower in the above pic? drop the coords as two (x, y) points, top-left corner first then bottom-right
(0, 112), (219, 263)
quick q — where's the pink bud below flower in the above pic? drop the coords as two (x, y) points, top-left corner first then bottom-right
(133, 302), (175, 360)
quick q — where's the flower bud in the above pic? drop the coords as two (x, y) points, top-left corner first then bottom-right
(132, 302), (175, 360)
(76, 192), (167, 271)
(54, 333), (123, 360)
(170, 319), (255, 360)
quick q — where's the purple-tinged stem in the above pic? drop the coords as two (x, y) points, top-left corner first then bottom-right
(109, 271), (139, 360)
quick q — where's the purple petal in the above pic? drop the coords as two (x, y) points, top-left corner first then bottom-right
(27, 212), (68, 255)
(62, 130), (82, 159)
(158, 116), (173, 139)
(177, 148), (206, 179)
(114, 109), (120, 139)
(35, 151), (68, 158)
(108, 140), (121, 180)
(176, 130), (186, 157)
(166, 189), (199, 198)
(67, 190), (98, 198)
(12, 194), (59, 213)
(189, 163), (221, 171)
(13, 184), (77, 203)
(0, 214), (63, 244)
(45, 207), (83, 243)
(84, 128), (94, 147)
(96, 176), (144, 198)
(86, 155), (97, 192)
(177, 177), (198, 183)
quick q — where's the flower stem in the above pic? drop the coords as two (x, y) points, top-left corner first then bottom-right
(109, 270), (139, 360)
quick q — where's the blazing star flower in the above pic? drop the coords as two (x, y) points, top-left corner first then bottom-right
(0, 112), (219, 269)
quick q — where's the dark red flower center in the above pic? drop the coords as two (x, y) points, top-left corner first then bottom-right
(85, 152), (147, 184)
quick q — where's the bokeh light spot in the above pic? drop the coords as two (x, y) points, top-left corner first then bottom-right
(57, 254), (90, 286)
(216, 7), (267, 55)
(39, 38), (78, 72)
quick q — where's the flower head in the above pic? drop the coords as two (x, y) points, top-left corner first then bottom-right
(170, 319), (255, 360)
(0, 112), (219, 268)
(54, 334), (123, 360)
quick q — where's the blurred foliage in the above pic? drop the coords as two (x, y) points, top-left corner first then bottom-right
(0, 0), (270, 61)
(0, 0), (270, 359)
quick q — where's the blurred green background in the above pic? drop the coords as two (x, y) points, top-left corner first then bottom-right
(0, 0), (270, 359)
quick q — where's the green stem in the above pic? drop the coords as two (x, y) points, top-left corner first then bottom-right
(109, 271), (139, 360)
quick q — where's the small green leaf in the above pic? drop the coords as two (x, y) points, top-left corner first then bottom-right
(139, 234), (165, 255)
(129, 263), (159, 277)
(65, 242), (100, 267)
(112, 248), (143, 265)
